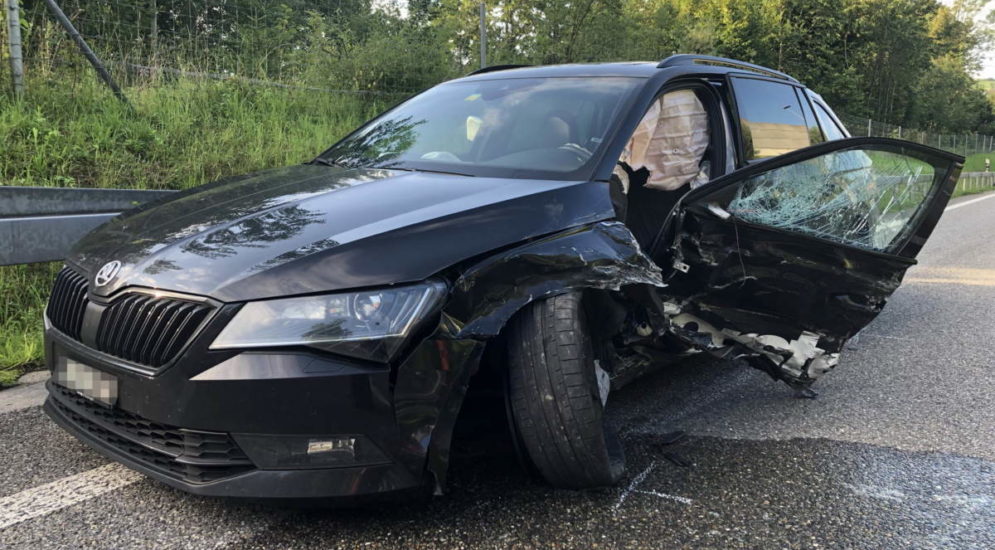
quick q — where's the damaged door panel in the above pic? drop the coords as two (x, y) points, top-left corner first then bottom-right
(654, 137), (962, 388)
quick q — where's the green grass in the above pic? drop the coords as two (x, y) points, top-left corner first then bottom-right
(0, 263), (60, 386)
(0, 72), (401, 387)
(961, 152), (995, 172)
(0, 75), (396, 190)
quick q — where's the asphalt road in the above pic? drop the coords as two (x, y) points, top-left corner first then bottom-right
(2, 192), (994, 549)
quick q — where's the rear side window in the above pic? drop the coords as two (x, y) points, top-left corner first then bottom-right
(731, 77), (818, 160)
(813, 102), (848, 140)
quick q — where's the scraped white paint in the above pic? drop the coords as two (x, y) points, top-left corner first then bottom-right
(613, 462), (656, 512)
(0, 463), (141, 530)
(634, 489), (693, 506)
(944, 192), (995, 212)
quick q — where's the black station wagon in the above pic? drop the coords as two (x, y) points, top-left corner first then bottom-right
(43, 55), (963, 499)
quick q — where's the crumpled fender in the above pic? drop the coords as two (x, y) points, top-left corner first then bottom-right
(446, 221), (665, 338)
(393, 221), (664, 492)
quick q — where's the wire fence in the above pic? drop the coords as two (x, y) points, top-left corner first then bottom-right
(2, 0), (451, 96)
(838, 114), (995, 158)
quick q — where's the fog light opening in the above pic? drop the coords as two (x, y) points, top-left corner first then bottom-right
(307, 437), (356, 456)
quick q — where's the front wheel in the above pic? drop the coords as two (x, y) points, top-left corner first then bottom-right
(506, 292), (625, 488)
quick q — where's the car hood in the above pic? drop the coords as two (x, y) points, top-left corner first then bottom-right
(71, 165), (613, 302)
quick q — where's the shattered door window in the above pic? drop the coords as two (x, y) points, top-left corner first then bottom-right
(726, 148), (937, 251)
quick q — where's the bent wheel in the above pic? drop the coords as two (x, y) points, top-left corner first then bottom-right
(506, 292), (625, 488)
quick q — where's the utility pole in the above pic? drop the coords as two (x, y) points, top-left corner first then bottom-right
(42, 0), (130, 106)
(479, 2), (487, 69)
(6, 0), (24, 97)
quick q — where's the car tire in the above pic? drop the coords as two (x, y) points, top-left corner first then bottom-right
(506, 292), (625, 488)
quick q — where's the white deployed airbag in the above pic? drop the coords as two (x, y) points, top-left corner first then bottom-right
(622, 90), (709, 191)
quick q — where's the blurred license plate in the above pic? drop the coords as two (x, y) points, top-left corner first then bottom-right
(55, 358), (118, 407)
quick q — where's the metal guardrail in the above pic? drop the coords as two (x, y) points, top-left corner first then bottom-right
(956, 172), (995, 194)
(0, 187), (175, 266)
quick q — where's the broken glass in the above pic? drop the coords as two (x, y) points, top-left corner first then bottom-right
(726, 148), (937, 251)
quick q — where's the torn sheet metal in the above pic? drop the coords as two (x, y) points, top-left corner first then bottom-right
(656, 203), (918, 386)
(667, 310), (838, 385)
(661, 207), (912, 351)
(621, 90), (710, 191)
(447, 221), (664, 338)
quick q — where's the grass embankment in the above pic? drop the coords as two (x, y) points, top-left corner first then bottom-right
(953, 152), (995, 198)
(0, 74), (398, 386)
(962, 152), (995, 172)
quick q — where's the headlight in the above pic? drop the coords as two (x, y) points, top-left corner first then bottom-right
(210, 281), (446, 362)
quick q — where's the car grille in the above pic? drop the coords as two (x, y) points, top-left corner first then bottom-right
(47, 266), (214, 369)
(95, 292), (214, 368)
(49, 383), (254, 484)
(46, 267), (90, 340)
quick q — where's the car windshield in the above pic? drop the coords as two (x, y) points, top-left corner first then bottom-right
(318, 77), (644, 180)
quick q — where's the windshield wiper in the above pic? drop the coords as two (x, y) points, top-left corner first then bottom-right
(389, 167), (475, 177)
(311, 157), (348, 168)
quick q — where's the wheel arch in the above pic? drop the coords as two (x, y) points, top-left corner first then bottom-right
(418, 221), (664, 491)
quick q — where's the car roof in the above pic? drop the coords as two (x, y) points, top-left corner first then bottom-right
(455, 62), (662, 81)
(452, 55), (802, 86)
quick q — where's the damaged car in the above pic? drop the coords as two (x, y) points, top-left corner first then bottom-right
(43, 55), (962, 499)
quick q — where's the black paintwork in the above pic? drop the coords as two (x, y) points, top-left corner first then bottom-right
(71, 165), (612, 301)
(44, 61), (963, 500)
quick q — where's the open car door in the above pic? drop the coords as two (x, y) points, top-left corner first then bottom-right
(653, 137), (963, 389)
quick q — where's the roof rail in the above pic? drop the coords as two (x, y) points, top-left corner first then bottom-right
(657, 54), (798, 83)
(467, 64), (531, 76)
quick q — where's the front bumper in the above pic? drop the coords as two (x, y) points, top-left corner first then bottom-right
(43, 322), (482, 500)
(44, 383), (421, 499)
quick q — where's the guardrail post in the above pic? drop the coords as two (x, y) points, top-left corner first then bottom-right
(5, 0), (24, 96)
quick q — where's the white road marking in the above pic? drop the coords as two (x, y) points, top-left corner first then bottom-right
(613, 462), (656, 512)
(0, 463), (142, 531)
(0, 380), (50, 415)
(634, 489), (693, 506)
(843, 483), (994, 511)
(857, 333), (917, 342)
(944, 192), (995, 212)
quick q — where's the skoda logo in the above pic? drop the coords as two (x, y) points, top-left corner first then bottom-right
(94, 261), (122, 287)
